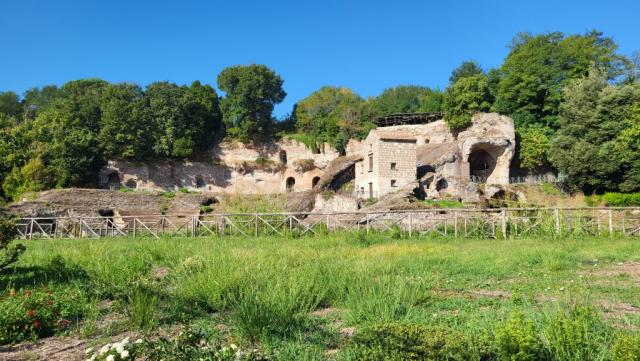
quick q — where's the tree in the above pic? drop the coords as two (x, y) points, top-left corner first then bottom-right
(0, 92), (22, 118)
(418, 89), (444, 113)
(22, 86), (61, 119)
(294, 86), (369, 153)
(549, 70), (640, 192)
(217, 64), (286, 142)
(368, 85), (432, 116)
(516, 124), (552, 171)
(443, 74), (492, 129)
(98, 83), (149, 159)
(0, 214), (25, 270)
(449, 61), (484, 84)
(493, 31), (629, 129)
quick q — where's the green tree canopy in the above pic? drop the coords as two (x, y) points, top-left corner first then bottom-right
(443, 74), (492, 129)
(293, 86), (370, 153)
(549, 70), (640, 193)
(0, 92), (21, 118)
(217, 64), (286, 142)
(493, 31), (629, 129)
(368, 85), (438, 116)
(449, 60), (484, 84)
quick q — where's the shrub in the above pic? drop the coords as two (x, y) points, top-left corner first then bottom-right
(350, 323), (486, 360)
(0, 288), (83, 344)
(179, 187), (190, 193)
(0, 214), (25, 271)
(542, 305), (609, 361)
(602, 193), (640, 207)
(612, 334), (640, 361)
(496, 310), (547, 361)
(293, 158), (316, 173)
(127, 285), (159, 330)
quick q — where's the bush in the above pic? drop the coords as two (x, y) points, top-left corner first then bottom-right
(542, 305), (609, 361)
(612, 334), (640, 361)
(602, 193), (640, 207)
(496, 310), (547, 361)
(350, 323), (487, 360)
(293, 158), (316, 173)
(0, 288), (83, 344)
(0, 214), (25, 271)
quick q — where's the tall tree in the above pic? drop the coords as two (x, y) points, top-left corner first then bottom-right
(449, 61), (484, 84)
(443, 74), (492, 129)
(549, 70), (640, 193)
(493, 31), (628, 129)
(294, 87), (369, 153)
(217, 64), (286, 142)
(0, 92), (22, 119)
(368, 85), (433, 116)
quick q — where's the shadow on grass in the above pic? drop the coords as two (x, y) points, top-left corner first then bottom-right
(0, 255), (89, 290)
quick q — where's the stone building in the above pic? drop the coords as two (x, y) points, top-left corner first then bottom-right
(350, 112), (515, 201)
(354, 130), (417, 199)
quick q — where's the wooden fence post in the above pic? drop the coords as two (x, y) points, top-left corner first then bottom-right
(454, 212), (458, 238)
(408, 212), (412, 237)
(255, 214), (259, 237)
(501, 210), (507, 239)
(554, 208), (560, 235)
(608, 209), (613, 237)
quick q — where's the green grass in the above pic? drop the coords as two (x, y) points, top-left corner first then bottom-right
(422, 199), (465, 208)
(2, 233), (640, 358)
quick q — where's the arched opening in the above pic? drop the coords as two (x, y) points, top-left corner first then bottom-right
(468, 144), (504, 183)
(286, 177), (296, 192)
(436, 178), (448, 191)
(125, 179), (137, 189)
(312, 176), (320, 188)
(107, 172), (121, 190)
(417, 165), (435, 179)
(195, 175), (205, 188)
(279, 150), (287, 165)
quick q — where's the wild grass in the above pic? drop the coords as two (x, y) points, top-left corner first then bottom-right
(1, 232), (640, 357)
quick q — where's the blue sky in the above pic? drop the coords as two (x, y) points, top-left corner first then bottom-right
(1, 0), (638, 117)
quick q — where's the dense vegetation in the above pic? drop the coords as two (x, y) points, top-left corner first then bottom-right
(1, 233), (640, 359)
(0, 30), (639, 201)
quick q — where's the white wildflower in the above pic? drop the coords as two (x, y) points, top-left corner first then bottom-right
(120, 337), (130, 346)
(100, 345), (110, 355)
(120, 350), (129, 359)
(559, 287), (565, 291)
(86, 355), (96, 361)
(106, 355), (115, 361)
(135, 338), (143, 344)
(230, 343), (238, 350)
(85, 347), (94, 355)
(116, 345), (125, 354)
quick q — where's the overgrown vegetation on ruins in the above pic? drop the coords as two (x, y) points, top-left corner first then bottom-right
(1, 233), (640, 359)
(0, 30), (639, 202)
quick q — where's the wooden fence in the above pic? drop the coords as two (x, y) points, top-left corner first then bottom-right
(14, 208), (640, 240)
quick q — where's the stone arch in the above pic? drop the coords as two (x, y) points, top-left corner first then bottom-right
(125, 179), (137, 189)
(195, 175), (205, 188)
(312, 176), (320, 188)
(417, 165), (435, 179)
(107, 172), (121, 190)
(436, 178), (448, 191)
(467, 144), (505, 183)
(286, 177), (295, 192)
(279, 150), (287, 165)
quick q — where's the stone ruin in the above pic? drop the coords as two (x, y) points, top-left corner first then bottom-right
(10, 112), (515, 217)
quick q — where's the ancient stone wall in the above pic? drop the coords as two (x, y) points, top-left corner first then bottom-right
(100, 139), (338, 194)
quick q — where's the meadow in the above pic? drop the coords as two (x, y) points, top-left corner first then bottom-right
(2, 232), (640, 360)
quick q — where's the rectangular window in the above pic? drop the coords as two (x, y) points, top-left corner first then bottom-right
(391, 179), (397, 187)
(368, 154), (373, 172)
(390, 162), (396, 170)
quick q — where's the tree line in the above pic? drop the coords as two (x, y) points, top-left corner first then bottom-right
(0, 30), (639, 201)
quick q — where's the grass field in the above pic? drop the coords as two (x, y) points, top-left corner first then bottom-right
(2, 232), (640, 360)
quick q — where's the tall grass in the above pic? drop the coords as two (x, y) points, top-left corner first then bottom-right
(2, 233), (640, 356)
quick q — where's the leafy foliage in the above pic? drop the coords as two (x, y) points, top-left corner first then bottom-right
(368, 85), (443, 116)
(293, 86), (371, 153)
(217, 64), (286, 142)
(549, 70), (640, 192)
(443, 74), (492, 129)
(0, 214), (25, 270)
(495, 310), (547, 361)
(449, 60), (484, 84)
(0, 288), (81, 344)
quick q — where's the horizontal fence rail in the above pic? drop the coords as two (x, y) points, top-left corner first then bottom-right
(14, 207), (640, 240)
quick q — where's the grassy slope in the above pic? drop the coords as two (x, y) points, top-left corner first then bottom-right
(2, 233), (640, 357)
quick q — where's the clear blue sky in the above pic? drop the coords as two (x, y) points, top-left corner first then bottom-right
(1, 0), (638, 117)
